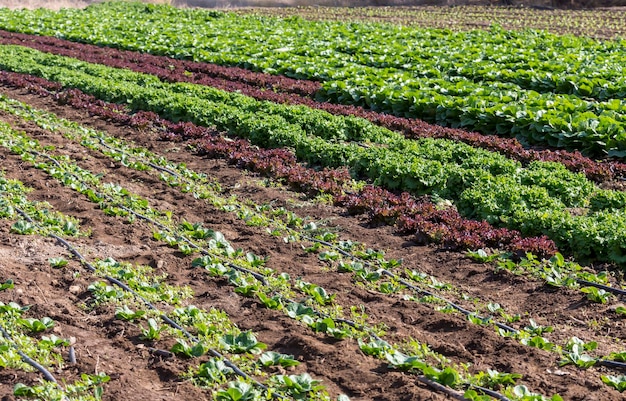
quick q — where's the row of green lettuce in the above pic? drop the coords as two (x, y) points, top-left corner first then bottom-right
(2, 44), (626, 265)
(2, 2), (626, 156)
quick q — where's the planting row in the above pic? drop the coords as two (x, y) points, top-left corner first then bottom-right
(8, 92), (624, 380)
(5, 83), (626, 396)
(5, 87), (626, 397)
(0, 136), (354, 401)
(0, 68), (560, 260)
(0, 174), (111, 400)
(0, 28), (622, 184)
(2, 2), (625, 101)
(234, 6), (626, 39)
(0, 113), (560, 401)
(3, 3), (626, 156)
(0, 292), (109, 401)
(5, 47), (626, 265)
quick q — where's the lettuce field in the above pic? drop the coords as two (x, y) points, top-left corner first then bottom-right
(0, 2), (624, 400)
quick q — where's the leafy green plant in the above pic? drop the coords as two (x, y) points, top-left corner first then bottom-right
(358, 338), (392, 357)
(181, 221), (215, 239)
(171, 339), (207, 358)
(258, 351), (300, 368)
(519, 336), (556, 352)
(11, 220), (35, 235)
(48, 257), (69, 268)
(601, 375), (626, 392)
(220, 332), (266, 354)
(506, 385), (564, 401)
(257, 292), (282, 310)
(233, 282), (259, 297)
(87, 281), (124, 304)
(524, 319), (553, 336)
(18, 317), (54, 333)
(14, 373), (110, 400)
(466, 249), (505, 263)
(296, 281), (335, 305)
(215, 380), (260, 401)
(378, 282), (403, 294)
(245, 252), (268, 267)
(318, 251), (340, 262)
(355, 268), (381, 283)
(607, 351), (626, 362)
(0, 279), (14, 291)
(270, 373), (324, 400)
(311, 317), (349, 340)
(286, 303), (316, 321)
(559, 337), (598, 368)
(195, 358), (234, 385)
(114, 306), (146, 322)
(581, 286), (614, 304)
(139, 318), (164, 341)
(472, 369), (522, 389)
(40, 334), (70, 348)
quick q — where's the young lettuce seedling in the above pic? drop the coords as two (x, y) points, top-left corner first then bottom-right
(48, 257), (69, 268)
(601, 375), (626, 392)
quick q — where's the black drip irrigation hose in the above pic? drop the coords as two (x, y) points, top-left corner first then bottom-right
(34, 146), (483, 400)
(107, 131), (626, 302)
(303, 236), (520, 334)
(30, 150), (268, 286)
(598, 359), (626, 370)
(413, 376), (469, 401)
(96, 138), (180, 177)
(467, 384), (513, 401)
(12, 207), (287, 400)
(29, 145), (516, 400)
(16, 132), (605, 399)
(577, 279), (626, 298)
(0, 324), (59, 384)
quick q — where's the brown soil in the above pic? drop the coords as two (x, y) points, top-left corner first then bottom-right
(0, 85), (625, 401)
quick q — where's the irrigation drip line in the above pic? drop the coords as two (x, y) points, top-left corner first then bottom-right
(30, 149), (268, 286)
(303, 236), (519, 334)
(68, 346), (76, 364)
(12, 205), (288, 401)
(22, 147), (519, 400)
(0, 323), (59, 384)
(598, 359), (626, 370)
(92, 122), (626, 303)
(413, 376), (468, 401)
(467, 385), (512, 401)
(96, 137), (180, 177)
(54, 123), (546, 336)
(13, 124), (620, 400)
(147, 347), (174, 358)
(577, 279), (626, 297)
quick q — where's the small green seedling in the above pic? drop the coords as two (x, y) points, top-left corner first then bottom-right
(602, 375), (626, 392)
(140, 318), (163, 341)
(581, 286), (613, 304)
(114, 306), (146, 321)
(258, 351), (300, 368)
(18, 317), (54, 333)
(48, 257), (69, 268)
